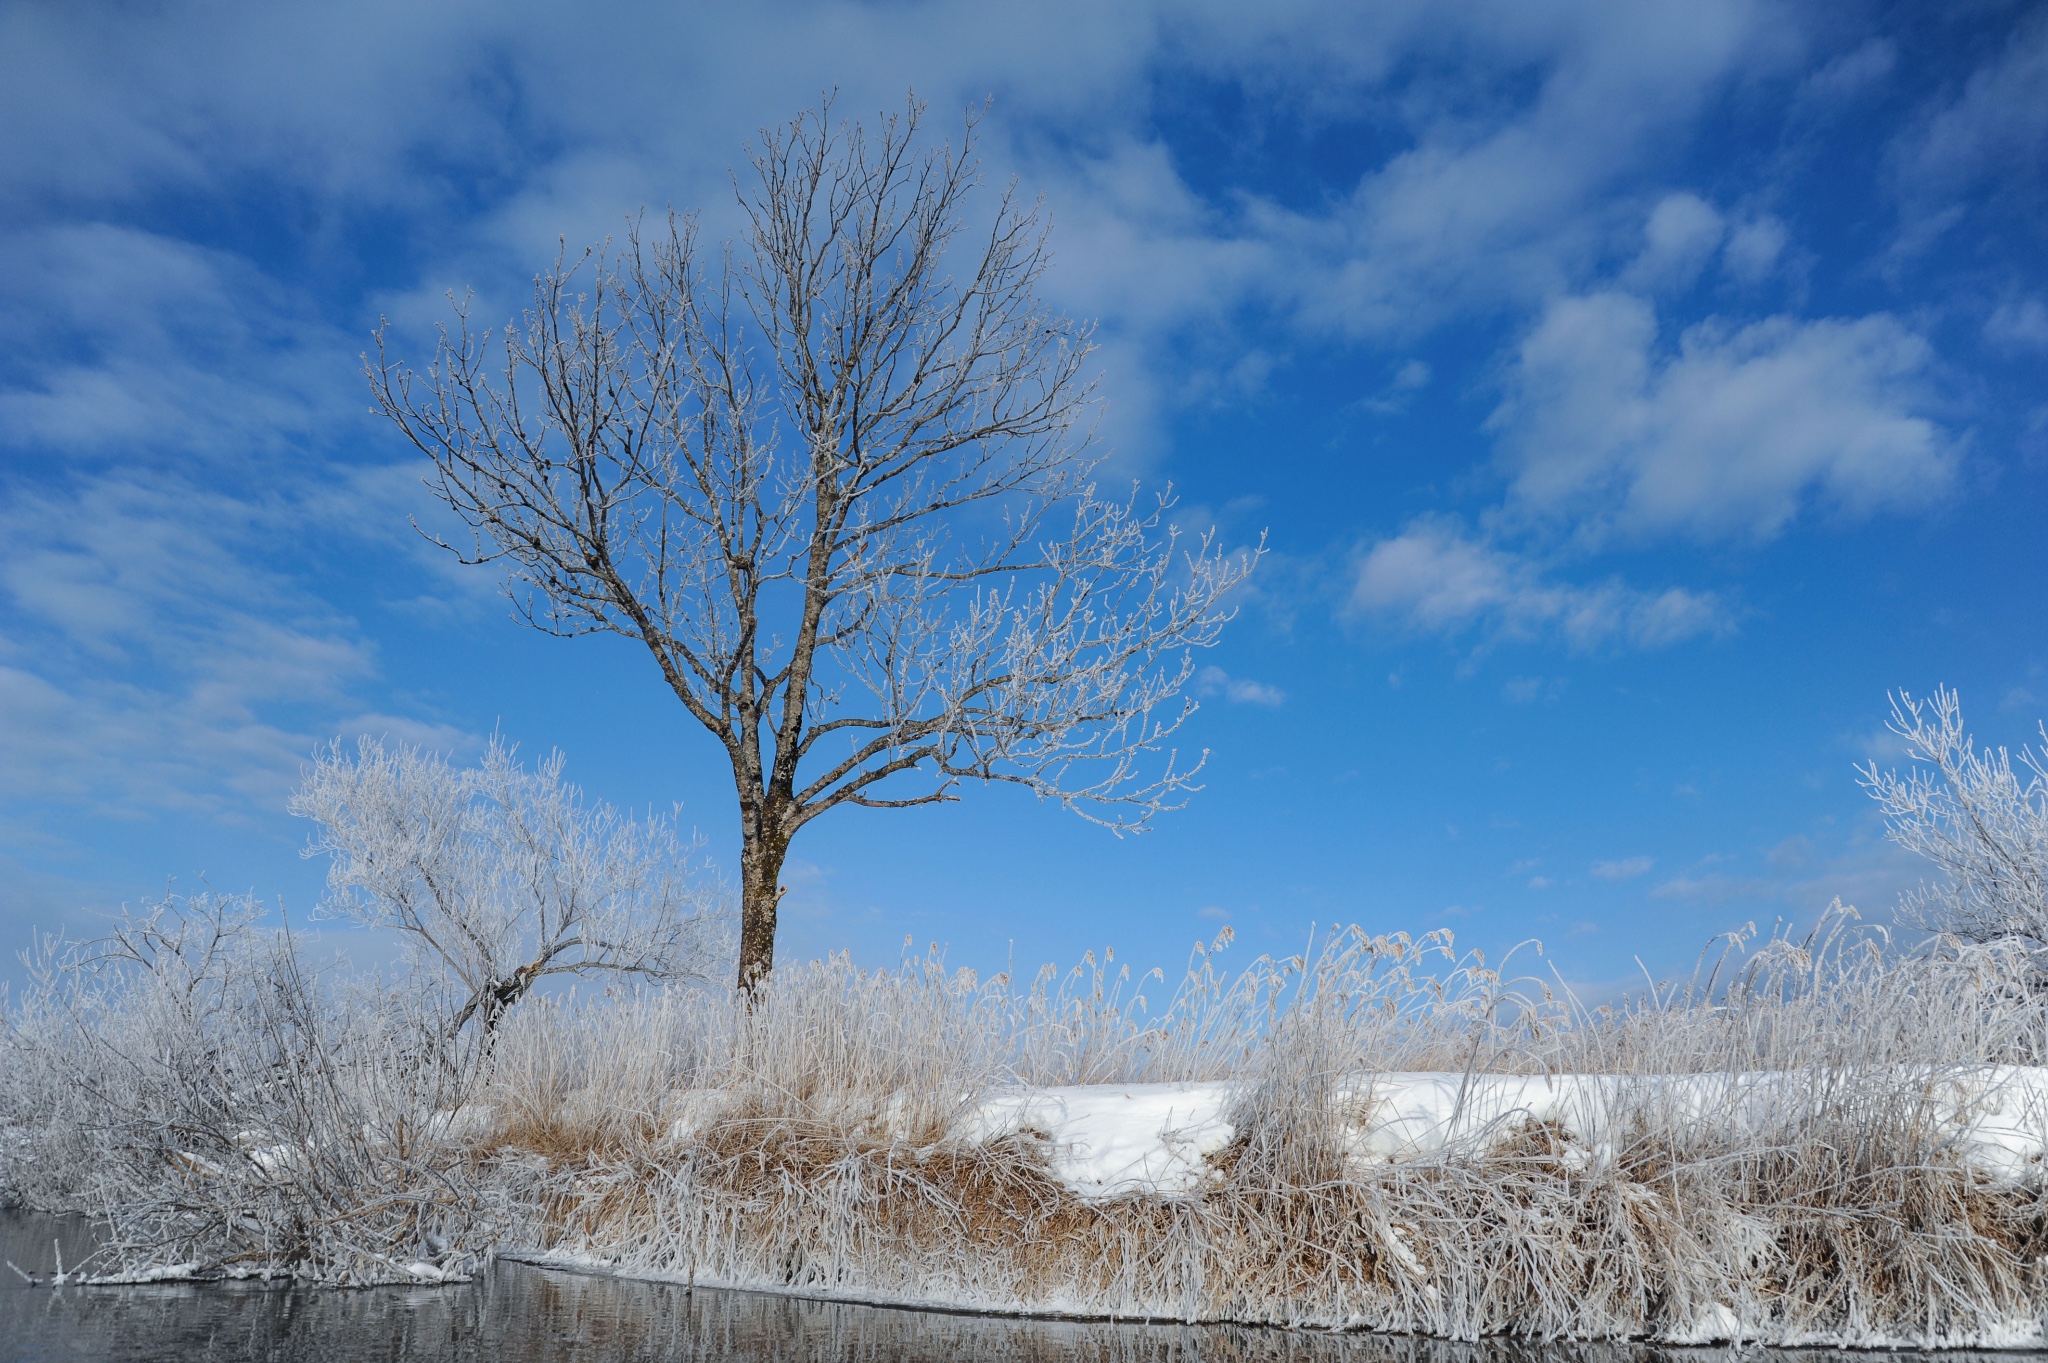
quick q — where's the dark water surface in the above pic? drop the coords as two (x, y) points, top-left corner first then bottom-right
(3, 1210), (2041, 1363)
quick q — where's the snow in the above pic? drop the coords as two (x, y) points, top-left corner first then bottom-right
(85, 1262), (201, 1284)
(962, 1082), (1235, 1197)
(663, 1090), (731, 1144)
(957, 1065), (2048, 1199)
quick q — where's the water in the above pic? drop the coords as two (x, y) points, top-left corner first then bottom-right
(3, 1210), (2040, 1363)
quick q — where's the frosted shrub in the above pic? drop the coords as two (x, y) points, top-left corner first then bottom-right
(1862, 687), (2048, 952)
(481, 949), (1011, 1159)
(0, 895), (501, 1283)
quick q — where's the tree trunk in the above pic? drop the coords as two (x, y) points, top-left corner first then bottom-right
(448, 958), (545, 1042)
(737, 830), (787, 991)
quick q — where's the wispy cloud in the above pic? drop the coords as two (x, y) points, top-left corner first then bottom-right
(0, 223), (362, 466)
(0, 472), (467, 826)
(1350, 519), (1729, 650)
(1590, 856), (1654, 882)
(1986, 296), (2048, 351)
(1650, 872), (1778, 903)
(1196, 665), (1285, 707)
(1887, 10), (2048, 227)
(1251, 3), (1800, 339)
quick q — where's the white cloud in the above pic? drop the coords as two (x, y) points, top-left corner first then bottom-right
(1393, 359), (1431, 389)
(1255, 2), (1799, 339)
(0, 0), (1820, 490)
(1889, 11), (2048, 208)
(0, 223), (360, 464)
(1493, 292), (1956, 543)
(229, 0), (1803, 381)
(1790, 37), (1894, 118)
(1638, 833), (1924, 920)
(1351, 519), (1728, 650)
(1722, 215), (1787, 284)
(1650, 872), (1772, 901)
(1196, 664), (1286, 707)
(1766, 835), (1811, 871)
(1623, 192), (1723, 292)
(0, 472), (470, 826)
(1507, 675), (1564, 704)
(1590, 855), (1654, 881)
(1360, 358), (1434, 415)
(1987, 296), (2048, 350)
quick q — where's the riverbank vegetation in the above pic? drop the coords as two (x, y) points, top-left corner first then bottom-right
(5, 689), (2048, 1345)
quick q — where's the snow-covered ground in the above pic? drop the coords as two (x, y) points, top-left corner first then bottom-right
(436, 1065), (2048, 1341)
(962, 1082), (1236, 1196)
(956, 1066), (2048, 1198)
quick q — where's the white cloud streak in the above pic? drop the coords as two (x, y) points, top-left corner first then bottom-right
(1351, 519), (1728, 650)
(0, 223), (362, 464)
(1888, 10), (2048, 209)
(0, 474), (467, 826)
(1196, 665), (1286, 707)
(1591, 855), (1654, 882)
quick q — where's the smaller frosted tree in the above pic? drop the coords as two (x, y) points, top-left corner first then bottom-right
(292, 736), (731, 1034)
(1861, 688), (2048, 948)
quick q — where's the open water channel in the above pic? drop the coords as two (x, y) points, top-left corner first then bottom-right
(4, 1209), (2041, 1363)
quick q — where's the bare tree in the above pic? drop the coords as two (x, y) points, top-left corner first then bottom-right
(1862, 688), (2048, 948)
(367, 97), (1259, 989)
(292, 736), (730, 1033)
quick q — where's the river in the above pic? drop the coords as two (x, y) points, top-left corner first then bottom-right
(2, 1209), (2035, 1363)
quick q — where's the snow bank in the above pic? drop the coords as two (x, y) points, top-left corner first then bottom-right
(958, 1065), (2048, 1199)
(1346, 1066), (2048, 1181)
(962, 1082), (1235, 1197)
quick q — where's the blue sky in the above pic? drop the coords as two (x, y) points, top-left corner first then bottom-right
(2, 0), (2044, 993)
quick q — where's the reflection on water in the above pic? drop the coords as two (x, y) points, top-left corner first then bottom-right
(3, 1210), (2041, 1363)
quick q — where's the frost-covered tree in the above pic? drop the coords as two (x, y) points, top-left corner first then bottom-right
(366, 97), (1257, 988)
(1861, 688), (2048, 948)
(292, 737), (730, 1034)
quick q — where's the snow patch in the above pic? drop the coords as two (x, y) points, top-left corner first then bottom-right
(963, 1082), (1235, 1198)
(957, 1066), (2048, 1199)
(1336, 1067), (2048, 1181)
(85, 1261), (202, 1284)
